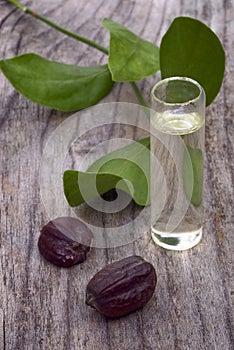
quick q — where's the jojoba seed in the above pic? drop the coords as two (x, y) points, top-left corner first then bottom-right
(38, 217), (92, 267)
(86, 255), (157, 318)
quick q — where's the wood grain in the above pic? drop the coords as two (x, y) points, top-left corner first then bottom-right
(0, 0), (233, 349)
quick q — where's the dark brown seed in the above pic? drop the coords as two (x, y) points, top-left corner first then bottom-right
(86, 255), (157, 318)
(38, 217), (92, 267)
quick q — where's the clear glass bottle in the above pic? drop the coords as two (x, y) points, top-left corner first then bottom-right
(150, 77), (205, 250)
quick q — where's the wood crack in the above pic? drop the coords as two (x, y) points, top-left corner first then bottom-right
(153, 0), (167, 44)
(1, 310), (6, 350)
(0, 8), (18, 29)
(65, 276), (72, 350)
(10, 13), (25, 33)
(3, 315), (6, 350)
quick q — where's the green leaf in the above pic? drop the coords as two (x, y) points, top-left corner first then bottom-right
(183, 145), (204, 206)
(160, 17), (225, 106)
(63, 137), (150, 207)
(0, 53), (113, 111)
(102, 18), (160, 82)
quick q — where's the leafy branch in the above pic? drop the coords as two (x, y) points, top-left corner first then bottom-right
(7, 0), (109, 54)
(5, 0), (148, 107)
(2, 0), (225, 207)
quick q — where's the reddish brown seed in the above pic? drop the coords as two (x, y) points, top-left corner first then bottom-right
(38, 217), (92, 267)
(86, 255), (157, 318)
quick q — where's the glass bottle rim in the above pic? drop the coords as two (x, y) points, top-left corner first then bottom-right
(151, 76), (205, 106)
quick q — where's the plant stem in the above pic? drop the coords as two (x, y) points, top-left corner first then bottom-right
(7, 0), (25, 11)
(130, 82), (148, 108)
(131, 82), (150, 117)
(7, 0), (108, 54)
(7, 0), (148, 107)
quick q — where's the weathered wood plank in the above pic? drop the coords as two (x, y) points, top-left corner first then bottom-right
(0, 0), (233, 349)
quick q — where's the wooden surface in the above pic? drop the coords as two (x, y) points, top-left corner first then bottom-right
(0, 0), (233, 349)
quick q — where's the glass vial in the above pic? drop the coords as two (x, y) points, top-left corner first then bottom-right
(150, 77), (205, 250)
